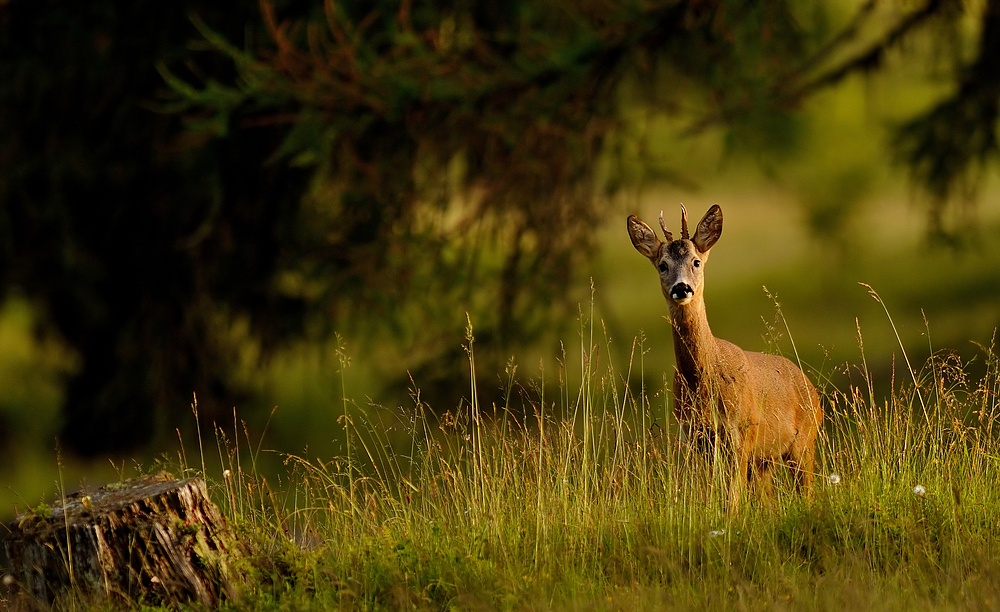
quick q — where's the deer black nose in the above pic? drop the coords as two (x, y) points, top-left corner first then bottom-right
(670, 283), (693, 301)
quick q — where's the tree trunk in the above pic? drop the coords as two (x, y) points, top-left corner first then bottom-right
(3, 472), (241, 608)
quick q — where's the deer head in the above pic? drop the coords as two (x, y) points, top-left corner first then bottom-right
(626, 204), (723, 306)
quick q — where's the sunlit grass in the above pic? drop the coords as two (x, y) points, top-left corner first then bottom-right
(192, 313), (1000, 610)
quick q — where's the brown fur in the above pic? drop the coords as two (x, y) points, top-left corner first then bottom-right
(627, 205), (822, 507)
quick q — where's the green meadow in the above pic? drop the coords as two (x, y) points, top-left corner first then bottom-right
(104, 313), (1000, 608)
(7, 277), (1000, 608)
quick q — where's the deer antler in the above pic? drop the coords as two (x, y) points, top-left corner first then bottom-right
(658, 210), (673, 242)
(680, 204), (690, 240)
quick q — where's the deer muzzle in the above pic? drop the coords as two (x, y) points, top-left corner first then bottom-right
(669, 282), (694, 304)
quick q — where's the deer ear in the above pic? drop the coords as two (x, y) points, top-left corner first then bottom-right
(692, 205), (723, 253)
(627, 215), (662, 260)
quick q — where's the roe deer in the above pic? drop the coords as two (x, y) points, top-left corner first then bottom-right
(627, 205), (822, 507)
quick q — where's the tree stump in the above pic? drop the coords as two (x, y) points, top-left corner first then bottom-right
(3, 472), (241, 608)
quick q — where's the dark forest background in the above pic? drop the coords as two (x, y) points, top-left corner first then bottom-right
(1, 0), (999, 466)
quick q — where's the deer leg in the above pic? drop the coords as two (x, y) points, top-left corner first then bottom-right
(676, 425), (713, 504)
(784, 442), (816, 499)
(727, 459), (746, 511)
(751, 460), (775, 501)
(793, 444), (816, 498)
(726, 434), (750, 512)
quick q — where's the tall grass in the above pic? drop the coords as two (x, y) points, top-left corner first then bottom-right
(198, 312), (1000, 610)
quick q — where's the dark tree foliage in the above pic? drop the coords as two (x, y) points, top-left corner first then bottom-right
(0, 1), (310, 454)
(0, 0), (995, 455)
(895, 0), (1000, 239)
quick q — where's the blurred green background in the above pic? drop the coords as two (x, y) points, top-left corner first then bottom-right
(2, 0), (1000, 521)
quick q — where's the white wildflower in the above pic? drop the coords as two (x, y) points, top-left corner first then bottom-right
(913, 484), (926, 498)
(829, 473), (841, 485)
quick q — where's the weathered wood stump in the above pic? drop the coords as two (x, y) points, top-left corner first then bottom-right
(3, 472), (241, 608)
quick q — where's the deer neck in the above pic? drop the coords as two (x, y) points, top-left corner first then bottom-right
(668, 296), (719, 387)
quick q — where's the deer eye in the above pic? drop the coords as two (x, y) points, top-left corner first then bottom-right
(657, 262), (668, 273)
(693, 260), (701, 268)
